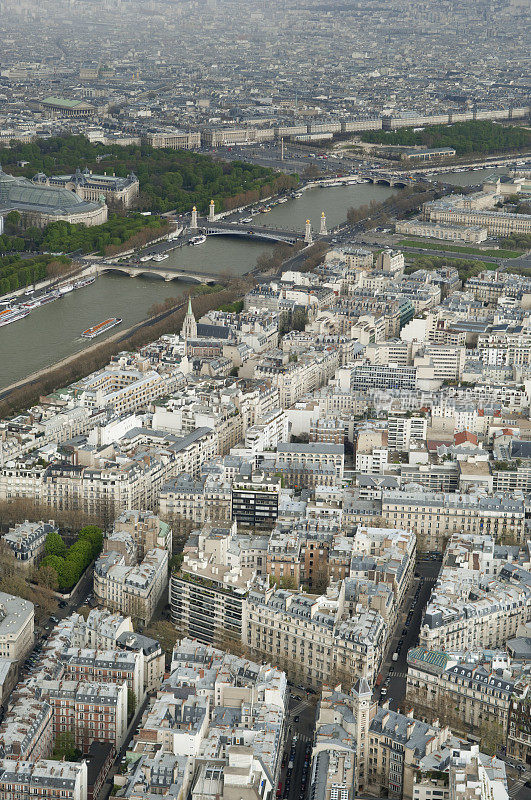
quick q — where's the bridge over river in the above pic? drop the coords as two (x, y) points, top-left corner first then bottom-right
(96, 263), (221, 284)
(202, 219), (303, 244)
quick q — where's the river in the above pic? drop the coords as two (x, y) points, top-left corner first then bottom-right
(1, 182), (398, 390)
(434, 166), (509, 186)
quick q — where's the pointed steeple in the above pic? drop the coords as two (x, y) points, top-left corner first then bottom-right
(181, 295), (197, 341)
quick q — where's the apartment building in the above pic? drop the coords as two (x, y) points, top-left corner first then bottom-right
(231, 472), (282, 527)
(59, 647), (144, 706)
(367, 707), (451, 800)
(506, 680), (530, 766)
(413, 345), (466, 382)
(310, 746), (356, 800)
(406, 647), (519, 742)
(34, 426), (217, 517)
(72, 609), (134, 651)
(414, 745), (509, 800)
(492, 463), (531, 495)
(376, 249), (405, 274)
(73, 364), (180, 414)
(119, 638), (287, 800)
(170, 523), (256, 646)
(3, 519), (55, 569)
(254, 349), (340, 409)
(0, 592), (34, 662)
(243, 582), (387, 687)
(276, 442), (344, 481)
(465, 272), (531, 304)
(112, 509), (172, 559)
(311, 682), (366, 794)
(145, 130), (201, 149)
(311, 682), (454, 800)
(0, 759), (88, 800)
(116, 631), (165, 693)
(365, 340), (412, 367)
(94, 546), (168, 626)
(44, 611), (161, 700)
(355, 427), (388, 475)
(244, 407), (289, 453)
(158, 472), (232, 528)
(337, 363), (418, 392)
(0, 696), (53, 761)
(42, 679), (127, 751)
(419, 537), (531, 652)
(0, 607), (166, 772)
(381, 491), (526, 551)
(387, 416), (428, 451)
(398, 464), (460, 494)
(309, 417), (346, 444)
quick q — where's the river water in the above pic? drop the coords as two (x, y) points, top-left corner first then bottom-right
(1, 181), (399, 390)
(434, 166), (508, 186)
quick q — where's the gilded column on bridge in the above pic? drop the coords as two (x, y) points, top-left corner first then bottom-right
(191, 206), (198, 230)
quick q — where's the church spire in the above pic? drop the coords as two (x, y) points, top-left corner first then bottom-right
(181, 295), (197, 341)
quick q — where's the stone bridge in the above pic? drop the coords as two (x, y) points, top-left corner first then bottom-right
(202, 220), (301, 244)
(362, 174), (411, 188)
(97, 264), (219, 284)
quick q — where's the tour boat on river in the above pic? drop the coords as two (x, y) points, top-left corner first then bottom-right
(81, 317), (122, 339)
(0, 307), (31, 327)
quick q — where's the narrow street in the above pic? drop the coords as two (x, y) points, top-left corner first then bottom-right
(279, 688), (317, 800)
(376, 557), (442, 710)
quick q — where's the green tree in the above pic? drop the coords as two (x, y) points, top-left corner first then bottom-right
(52, 731), (81, 762)
(127, 689), (137, 719)
(56, 558), (80, 591)
(44, 530), (67, 559)
(78, 524), (104, 557)
(5, 210), (21, 229)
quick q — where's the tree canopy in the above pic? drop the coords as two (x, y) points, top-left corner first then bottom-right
(41, 525), (103, 592)
(0, 252), (70, 296)
(0, 134), (295, 214)
(360, 120), (531, 156)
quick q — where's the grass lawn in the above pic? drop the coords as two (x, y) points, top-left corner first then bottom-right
(398, 238), (522, 258)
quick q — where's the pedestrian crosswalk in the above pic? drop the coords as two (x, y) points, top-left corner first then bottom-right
(508, 775), (530, 798)
(289, 700), (308, 716)
(383, 671), (408, 679)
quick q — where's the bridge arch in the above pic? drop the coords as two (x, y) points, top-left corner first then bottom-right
(376, 178), (391, 186)
(393, 180), (408, 188)
(205, 228), (297, 245)
(100, 266), (135, 277)
(99, 265), (216, 285)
